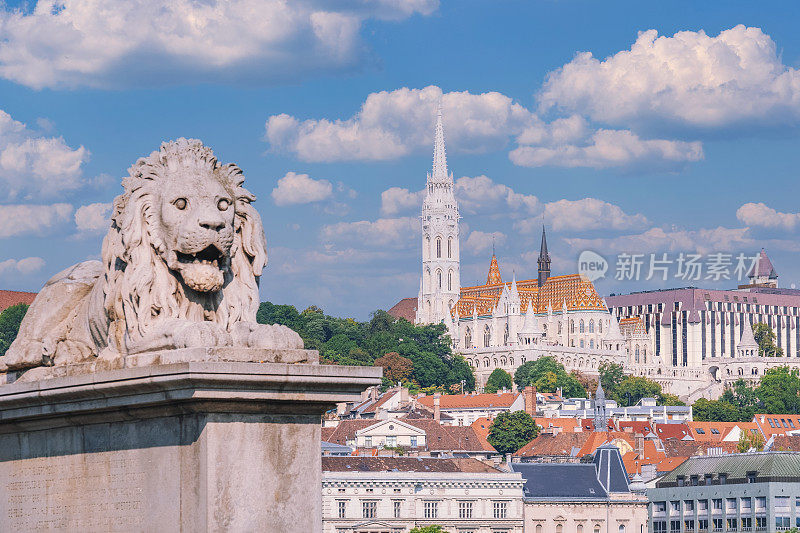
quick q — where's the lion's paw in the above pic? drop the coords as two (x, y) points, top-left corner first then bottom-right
(173, 322), (232, 349)
(232, 323), (304, 350)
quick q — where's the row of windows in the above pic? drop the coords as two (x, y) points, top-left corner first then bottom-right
(426, 235), (456, 259)
(532, 524), (621, 533)
(336, 500), (509, 520)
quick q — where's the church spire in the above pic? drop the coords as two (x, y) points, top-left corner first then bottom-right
(537, 224), (551, 288)
(487, 253), (502, 285)
(431, 101), (450, 183)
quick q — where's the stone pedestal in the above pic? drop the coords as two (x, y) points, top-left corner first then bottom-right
(0, 348), (381, 532)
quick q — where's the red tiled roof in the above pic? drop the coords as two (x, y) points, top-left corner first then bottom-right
(387, 298), (417, 322)
(686, 422), (757, 442)
(0, 290), (36, 313)
(753, 414), (800, 439)
(514, 431), (592, 457)
(663, 440), (739, 458)
(656, 456), (689, 473)
(321, 420), (376, 446)
(533, 417), (582, 433)
(417, 392), (520, 410)
(654, 423), (694, 441)
(771, 435), (800, 451)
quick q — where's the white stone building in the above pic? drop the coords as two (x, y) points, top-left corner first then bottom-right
(415, 105), (461, 326)
(322, 456), (524, 533)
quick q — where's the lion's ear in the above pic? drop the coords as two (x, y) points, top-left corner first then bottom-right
(237, 201), (268, 276)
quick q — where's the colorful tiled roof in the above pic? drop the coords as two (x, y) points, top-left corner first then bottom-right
(0, 290), (36, 313)
(654, 423), (694, 441)
(514, 431), (592, 457)
(454, 271), (605, 318)
(686, 422), (757, 442)
(486, 254), (502, 285)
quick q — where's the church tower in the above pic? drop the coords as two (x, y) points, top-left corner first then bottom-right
(416, 105), (460, 325)
(537, 225), (551, 287)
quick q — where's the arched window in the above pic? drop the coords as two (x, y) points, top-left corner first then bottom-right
(509, 357), (514, 366)
(579, 320), (585, 333)
(436, 237), (442, 258)
(589, 320), (594, 333)
(484, 358), (490, 368)
(589, 339), (595, 349)
(536, 525), (542, 533)
(448, 270), (453, 291)
(599, 320), (603, 333)
(558, 322), (562, 334)
(570, 320), (575, 334)
(580, 339), (585, 348)
(424, 236), (430, 259)
(619, 526), (625, 533)
(447, 237), (453, 258)
(556, 525), (563, 533)
(437, 270), (442, 289)
(484, 325), (491, 347)
(594, 526), (600, 533)
(578, 525), (584, 533)
(465, 327), (472, 348)
(504, 324), (509, 345)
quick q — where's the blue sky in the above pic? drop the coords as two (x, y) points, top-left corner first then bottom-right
(2, 0), (800, 319)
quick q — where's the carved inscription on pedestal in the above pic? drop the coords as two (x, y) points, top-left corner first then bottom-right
(4, 455), (146, 531)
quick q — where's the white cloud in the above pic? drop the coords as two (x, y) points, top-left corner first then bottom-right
(511, 127), (703, 170)
(0, 203), (73, 238)
(0, 110), (88, 200)
(515, 198), (648, 233)
(464, 231), (506, 256)
(736, 202), (800, 230)
(0, 256), (45, 276)
(74, 202), (111, 234)
(539, 25), (800, 131)
(271, 171), (333, 206)
(455, 175), (540, 215)
(381, 187), (424, 216)
(565, 226), (754, 256)
(266, 85), (535, 162)
(0, 0), (438, 89)
(321, 217), (418, 248)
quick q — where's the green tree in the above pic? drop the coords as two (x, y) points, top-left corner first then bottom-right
(610, 376), (661, 407)
(753, 322), (783, 357)
(719, 379), (760, 421)
(755, 367), (800, 414)
(737, 428), (765, 453)
(658, 393), (686, 406)
(692, 398), (742, 422)
(0, 303), (28, 356)
(598, 362), (626, 395)
(410, 526), (449, 533)
(513, 357), (587, 398)
(487, 411), (540, 455)
(484, 368), (513, 393)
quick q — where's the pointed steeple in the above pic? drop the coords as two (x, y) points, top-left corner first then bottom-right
(487, 254), (502, 285)
(537, 225), (551, 288)
(431, 101), (450, 183)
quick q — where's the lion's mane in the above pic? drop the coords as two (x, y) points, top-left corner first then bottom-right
(100, 139), (267, 353)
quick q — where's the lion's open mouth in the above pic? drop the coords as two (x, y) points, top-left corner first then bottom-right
(176, 245), (224, 267)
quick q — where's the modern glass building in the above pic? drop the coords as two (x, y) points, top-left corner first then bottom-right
(648, 452), (800, 533)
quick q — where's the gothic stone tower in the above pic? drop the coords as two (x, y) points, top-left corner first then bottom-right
(416, 106), (460, 325)
(537, 225), (551, 288)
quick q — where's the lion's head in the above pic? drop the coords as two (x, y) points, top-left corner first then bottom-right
(101, 138), (267, 351)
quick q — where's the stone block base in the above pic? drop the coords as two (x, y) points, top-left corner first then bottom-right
(0, 350), (381, 532)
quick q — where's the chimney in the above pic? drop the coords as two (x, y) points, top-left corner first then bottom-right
(434, 393), (441, 422)
(524, 386), (537, 416)
(636, 433), (644, 456)
(399, 387), (409, 404)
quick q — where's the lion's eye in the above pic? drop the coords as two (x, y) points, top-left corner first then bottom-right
(217, 198), (231, 211)
(173, 198), (187, 210)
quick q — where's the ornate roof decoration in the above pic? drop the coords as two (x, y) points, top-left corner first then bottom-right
(486, 254), (502, 285)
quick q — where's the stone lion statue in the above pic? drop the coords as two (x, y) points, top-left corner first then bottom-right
(2, 138), (302, 371)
